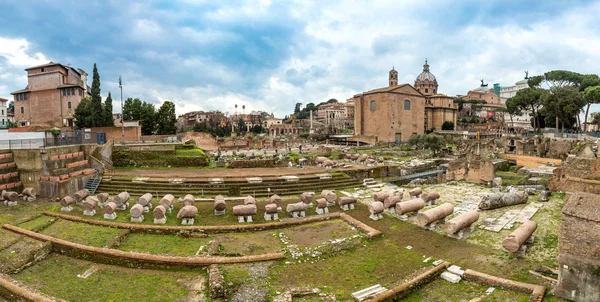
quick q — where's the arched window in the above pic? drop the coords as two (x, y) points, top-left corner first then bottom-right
(404, 100), (411, 110)
(370, 100), (376, 111)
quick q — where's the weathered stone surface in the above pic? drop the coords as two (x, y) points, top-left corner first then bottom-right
(315, 156), (328, 164)
(300, 192), (315, 204)
(502, 220), (537, 252)
(60, 196), (74, 207)
(369, 201), (384, 215)
(137, 193), (153, 206)
(97, 193), (109, 203)
(396, 198), (425, 214)
(445, 210), (480, 234)
(286, 202), (306, 213)
(408, 187), (422, 197)
(383, 195), (401, 209)
(372, 192), (389, 202)
(160, 194), (174, 208)
(182, 194), (195, 205)
(83, 196), (97, 211)
(113, 192), (130, 206)
(547, 140), (573, 160)
(492, 177), (502, 187)
(415, 203), (454, 227)
(338, 196), (357, 205)
(555, 192), (600, 301)
(130, 204), (144, 218)
(320, 190), (336, 203)
(478, 191), (528, 210)
(153, 205), (166, 219)
(22, 187), (36, 197)
(269, 194), (283, 207)
(538, 190), (550, 201)
(208, 264), (225, 299)
(104, 202), (117, 214)
(214, 195), (226, 211)
(74, 189), (90, 202)
(315, 198), (327, 208)
(421, 192), (440, 202)
(2, 190), (18, 202)
(177, 205), (198, 218)
(233, 204), (257, 216)
(244, 195), (256, 205)
(577, 144), (596, 158)
(264, 203), (278, 214)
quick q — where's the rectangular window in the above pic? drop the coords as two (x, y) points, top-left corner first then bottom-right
(21, 107), (24, 114)
(68, 102), (72, 109)
(1, 110), (4, 115)
(63, 89), (66, 96)
(67, 89), (71, 96)
(24, 93), (27, 100)
(71, 88), (75, 95)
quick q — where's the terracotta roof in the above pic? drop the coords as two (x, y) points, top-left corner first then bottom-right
(562, 192), (600, 222)
(10, 88), (30, 95)
(0, 97), (7, 102)
(24, 61), (63, 71)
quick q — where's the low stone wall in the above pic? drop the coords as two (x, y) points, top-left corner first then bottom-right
(463, 269), (545, 301)
(43, 212), (381, 239)
(39, 173), (97, 199)
(499, 154), (562, 168)
(0, 273), (64, 302)
(2, 224), (286, 268)
(364, 261), (450, 301)
(228, 159), (282, 169)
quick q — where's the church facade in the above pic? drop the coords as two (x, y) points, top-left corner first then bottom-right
(352, 60), (457, 143)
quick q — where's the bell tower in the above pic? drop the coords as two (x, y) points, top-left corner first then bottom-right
(389, 67), (398, 87)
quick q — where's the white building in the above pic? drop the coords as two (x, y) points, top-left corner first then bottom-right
(500, 77), (533, 131)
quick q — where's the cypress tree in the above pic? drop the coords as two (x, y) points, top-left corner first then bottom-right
(90, 63), (103, 127)
(104, 92), (114, 126)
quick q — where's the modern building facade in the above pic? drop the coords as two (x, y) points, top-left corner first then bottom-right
(11, 62), (89, 128)
(0, 98), (8, 128)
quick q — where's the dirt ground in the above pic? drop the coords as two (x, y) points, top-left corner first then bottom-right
(112, 166), (342, 178)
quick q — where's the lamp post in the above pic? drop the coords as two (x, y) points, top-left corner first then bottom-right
(119, 76), (124, 144)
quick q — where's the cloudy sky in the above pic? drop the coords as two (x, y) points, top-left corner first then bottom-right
(1, 0), (599, 117)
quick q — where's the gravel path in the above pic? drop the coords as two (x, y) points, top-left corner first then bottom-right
(230, 262), (273, 302)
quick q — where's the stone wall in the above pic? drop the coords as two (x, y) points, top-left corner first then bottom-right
(554, 192), (600, 301)
(446, 157), (494, 184)
(181, 132), (218, 150)
(499, 154), (562, 168)
(549, 157), (600, 194)
(547, 140), (573, 160)
(39, 172), (96, 199)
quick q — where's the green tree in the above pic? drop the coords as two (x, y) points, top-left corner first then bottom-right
(155, 101), (177, 135)
(123, 98), (156, 134)
(90, 63), (103, 127)
(423, 134), (445, 156)
(294, 103), (302, 114)
(542, 86), (584, 130)
(236, 118), (246, 135)
(441, 121), (454, 130)
(584, 86), (600, 131)
(73, 97), (93, 128)
(408, 134), (424, 149)
(505, 88), (543, 130)
(103, 92), (114, 127)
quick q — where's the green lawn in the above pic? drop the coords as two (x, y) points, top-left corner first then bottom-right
(402, 279), (531, 302)
(40, 219), (122, 247)
(12, 253), (198, 302)
(117, 233), (211, 256)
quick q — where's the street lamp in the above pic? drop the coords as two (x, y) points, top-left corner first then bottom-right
(119, 76), (124, 144)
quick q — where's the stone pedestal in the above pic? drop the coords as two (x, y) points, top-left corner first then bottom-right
(264, 213), (279, 221)
(83, 210), (96, 216)
(237, 216), (253, 223)
(116, 203), (129, 211)
(61, 206), (73, 212)
(398, 214), (408, 221)
(326, 201), (336, 207)
(369, 213), (383, 220)
(181, 218), (195, 225)
(154, 218), (166, 224)
(214, 209), (226, 216)
(316, 207), (329, 215)
(291, 211), (306, 218)
(104, 213), (117, 220)
(131, 216), (144, 223)
(6, 201), (18, 206)
(24, 197), (36, 202)
(341, 204), (355, 211)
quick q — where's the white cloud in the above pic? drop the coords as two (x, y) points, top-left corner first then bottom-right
(0, 37), (49, 67)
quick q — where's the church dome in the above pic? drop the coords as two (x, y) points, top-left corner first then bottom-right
(416, 59), (437, 82)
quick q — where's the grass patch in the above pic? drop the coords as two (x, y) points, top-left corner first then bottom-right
(402, 279), (531, 302)
(271, 237), (428, 299)
(495, 171), (530, 186)
(40, 219), (123, 247)
(215, 230), (283, 255)
(281, 219), (358, 248)
(17, 215), (56, 231)
(118, 233), (211, 256)
(13, 253), (196, 302)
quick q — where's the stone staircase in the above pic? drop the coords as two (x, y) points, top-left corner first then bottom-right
(0, 151), (22, 191)
(363, 178), (384, 189)
(96, 174), (362, 198)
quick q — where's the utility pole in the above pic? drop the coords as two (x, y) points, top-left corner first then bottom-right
(119, 76), (124, 144)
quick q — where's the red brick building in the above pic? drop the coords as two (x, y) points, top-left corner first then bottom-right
(11, 62), (90, 128)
